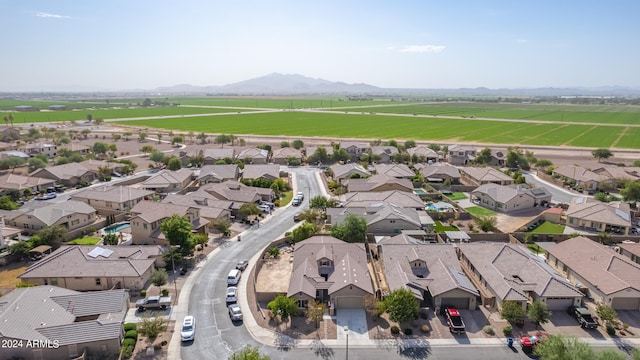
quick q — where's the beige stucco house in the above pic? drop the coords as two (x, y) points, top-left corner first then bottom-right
(7, 200), (97, 235)
(565, 197), (632, 235)
(140, 168), (193, 194)
(471, 183), (551, 212)
(129, 201), (207, 245)
(71, 185), (154, 215)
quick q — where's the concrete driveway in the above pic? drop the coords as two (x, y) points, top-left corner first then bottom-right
(336, 309), (368, 341)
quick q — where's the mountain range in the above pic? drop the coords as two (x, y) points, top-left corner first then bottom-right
(150, 73), (640, 97)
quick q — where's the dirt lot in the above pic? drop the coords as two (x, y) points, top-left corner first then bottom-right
(0, 262), (28, 295)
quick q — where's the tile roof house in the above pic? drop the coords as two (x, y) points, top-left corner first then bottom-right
(373, 163), (415, 179)
(7, 200), (97, 235)
(242, 164), (281, 181)
(203, 148), (235, 165)
(199, 181), (274, 217)
(546, 236), (640, 310)
(271, 147), (303, 165)
(0, 150), (29, 160)
(0, 126), (20, 142)
(18, 245), (163, 291)
(488, 148), (508, 167)
(140, 168), (194, 193)
(339, 141), (370, 159)
(592, 166), (640, 182)
(237, 148), (270, 164)
(471, 183), (552, 212)
(618, 242), (640, 265)
(416, 163), (461, 184)
(459, 167), (514, 186)
(370, 146), (399, 163)
(458, 243), (584, 310)
(0, 286), (129, 360)
(162, 191), (232, 223)
(330, 163), (371, 183)
(196, 164), (239, 184)
(61, 142), (91, 155)
(305, 145), (334, 160)
(287, 235), (374, 311)
(327, 204), (432, 235)
(378, 242), (479, 310)
(79, 159), (123, 175)
(71, 185), (154, 215)
(18, 142), (58, 159)
(30, 163), (96, 187)
(339, 190), (425, 209)
(552, 165), (614, 192)
(565, 197), (632, 235)
(406, 146), (439, 163)
(0, 173), (55, 193)
(447, 145), (476, 166)
(129, 201), (208, 245)
(344, 173), (413, 193)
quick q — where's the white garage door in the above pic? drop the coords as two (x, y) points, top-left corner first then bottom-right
(611, 297), (640, 310)
(440, 297), (470, 310)
(545, 298), (575, 311)
(336, 296), (363, 309)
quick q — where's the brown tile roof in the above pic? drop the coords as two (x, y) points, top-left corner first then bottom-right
(460, 167), (513, 182)
(72, 185), (154, 203)
(340, 190), (424, 209)
(0, 173), (55, 190)
(130, 202), (191, 223)
(566, 197), (631, 227)
(345, 173), (413, 192)
(553, 166), (608, 183)
(272, 147), (302, 159)
(374, 163), (415, 178)
(546, 236), (640, 295)
(242, 164), (280, 180)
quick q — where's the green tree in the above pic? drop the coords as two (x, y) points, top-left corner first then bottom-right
(228, 345), (270, 360)
(140, 145), (155, 155)
(8, 241), (32, 258)
(27, 157), (47, 171)
(307, 147), (330, 165)
(137, 316), (168, 343)
(292, 139), (304, 149)
(160, 214), (194, 256)
(332, 148), (350, 163)
(621, 181), (640, 204)
(211, 218), (231, 235)
(474, 148), (492, 165)
(81, 128), (91, 139)
(149, 268), (168, 292)
(533, 334), (594, 359)
(167, 157), (182, 171)
(0, 156), (26, 172)
(122, 131), (132, 141)
(196, 132), (207, 144)
(171, 135), (184, 145)
(267, 294), (298, 325)
(35, 225), (66, 248)
(506, 147), (529, 169)
(500, 300), (525, 324)
(404, 140), (416, 149)
(280, 141), (290, 148)
(593, 350), (628, 360)
(527, 300), (551, 329)
(102, 233), (119, 245)
(592, 148), (613, 162)
(535, 159), (553, 168)
(309, 195), (330, 211)
(92, 142), (109, 155)
(290, 222), (318, 243)
(329, 213), (367, 243)
(377, 288), (418, 324)
(138, 131), (147, 142)
(0, 195), (19, 210)
(239, 203), (261, 218)
(192, 233), (208, 251)
(475, 216), (497, 232)
(306, 301), (327, 329)
(215, 134), (232, 147)
(596, 303), (618, 327)
(149, 151), (165, 167)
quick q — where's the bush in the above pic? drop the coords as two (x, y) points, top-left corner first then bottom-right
(403, 328), (413, 335)
(420, 324), (430, 333)
(502, 326), (512, 336)
(180, 269), (187, 275)
(140, 289), (147, 297)
(483, 325), (495, 336)
(606, 325), (616, 336)
(390, 326), (400, 334)
(123, 323), (137, 332)
(120, 344), (134, 359)
(122, 338), (136, 347)
(125, 330), (138, 339)
(161, 289), (169, 297)
(160, 340), (168, 346)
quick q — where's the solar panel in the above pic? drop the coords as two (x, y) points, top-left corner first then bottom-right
(87, 247), (114, 258)
(576, 197), (585, 204)
(615, 208), (630, 221)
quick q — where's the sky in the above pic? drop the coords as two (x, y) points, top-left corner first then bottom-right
(2, 0), (640, 92)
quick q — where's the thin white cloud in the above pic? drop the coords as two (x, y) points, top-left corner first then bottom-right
(399, 45), (445, 53)
(35, 11), (71, 19)
(516, 39), (528, 44)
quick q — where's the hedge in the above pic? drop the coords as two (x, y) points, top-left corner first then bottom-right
(123, 323), (137, 332)
(125, 330), (138, 339)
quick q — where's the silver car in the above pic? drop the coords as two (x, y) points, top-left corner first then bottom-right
(228, 304), (243, 321)
(226, 286), (238, 303)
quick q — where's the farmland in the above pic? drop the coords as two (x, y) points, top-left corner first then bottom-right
(113, 110), (640, 149)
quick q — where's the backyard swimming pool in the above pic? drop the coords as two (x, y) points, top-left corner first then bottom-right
(104, 222), (131, 234)
(414, 188), (427, 195)
(425, 202), (455, 212)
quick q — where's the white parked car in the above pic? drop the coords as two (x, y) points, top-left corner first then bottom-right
(226, 286), (238, 303)
(180, 315), (196, 342)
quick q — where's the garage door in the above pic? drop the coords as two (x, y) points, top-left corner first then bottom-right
(440, 297), (470, 310)
(336, 296), (363, 309)
(611, 297), (640, 310)
(545, 298), (575, 311)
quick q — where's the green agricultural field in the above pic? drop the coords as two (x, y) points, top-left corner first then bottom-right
(0, 99), (124, 110)
(165, 97), (398, 109)
(2, 106), (245, 124)
(114, 110), (639, 148)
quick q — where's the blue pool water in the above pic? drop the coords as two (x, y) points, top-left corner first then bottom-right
(413, 188), (427, 195)
(104, 223), (131, 234)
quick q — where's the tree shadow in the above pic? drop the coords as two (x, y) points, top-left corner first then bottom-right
(274, 332), (298, 352)
(396, 338), (432, 359)
(612, 336), (636, 355)
(310, 339), (334, 359)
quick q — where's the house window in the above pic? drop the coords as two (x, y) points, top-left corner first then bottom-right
(390, 220), (396, 223)
(71, 219), (79, 226)
(297, 299), (308, 308)
(96, 278), (101, 285)
(151, 222), (157, 230)
(23, 223), (29, 228)
(51, 279), (58, 286)
(143, 224), (148, 230)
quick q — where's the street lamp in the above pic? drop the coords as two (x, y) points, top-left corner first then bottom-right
(344, 326), (349, 360)
(170, 245), (180, 305)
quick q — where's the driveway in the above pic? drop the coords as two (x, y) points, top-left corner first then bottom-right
(336, 309), (368, 341)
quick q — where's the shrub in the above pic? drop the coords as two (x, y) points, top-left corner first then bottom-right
(161, 288), (169, 297)
(140, 289), (147, 297)
(160, 340), (168, 346)
(180, 269), (187, 275)
(420, 324), (430, 333)
(404, 328), (413, 335)
(390, 326), (400, 334)
(125, 330), (138, 339)
(502, 326), (512, 336)
(606, 325), (616, 336)
(123, 323), (137, 332)
(120, 344), (134, 359)
(483, 325), (495, 336)
(122, 338), (136, 347)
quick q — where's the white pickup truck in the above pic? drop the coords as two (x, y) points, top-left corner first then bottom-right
(136, 295), (171, 311)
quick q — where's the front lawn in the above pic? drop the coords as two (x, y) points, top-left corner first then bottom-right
(279, 191), (293, 206)
(465, 206), (496, 217)
(530, 222), (565, 234)
(68, 236), (101, 245)
(434, 221), (459, 233)
(446, 192), (468, 201)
